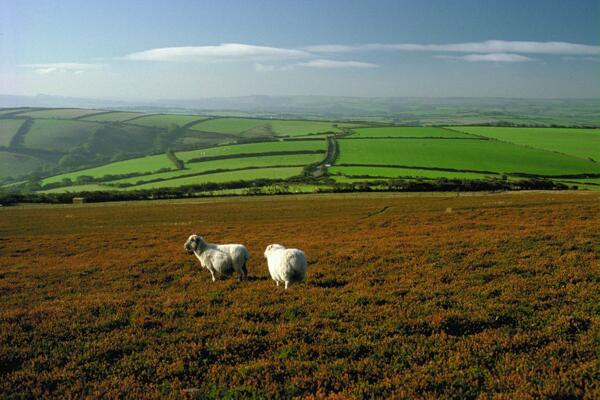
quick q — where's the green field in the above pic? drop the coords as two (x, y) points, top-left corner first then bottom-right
(177, 140), (326, 162)
(0, 108), (28, 116)
(43, 154), (173, 185)
(447, 126), (600, 160)
(190, 118), (343, 136)
(23, 119), (102, 152)
(0, 119), (25, 147)
(15, 108), (104, 119)
(107, 153), (323, 186)
(129, 114), (208, 128)
(41, 183), (118, 193)
(131, 166), (304, 189)
(329, 166), (494, 180)
(336, 138), (600, 176)
(350, 126), (475, 138)
(0, 151), (44, 179)
(43, 139), (326, 186)
(80, 111), (145, 122)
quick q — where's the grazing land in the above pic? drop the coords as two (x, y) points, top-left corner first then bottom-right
(0, 152), (44, 180)
(351, 126), (474, 138)
(129, 114), (209, 128)
(80, 111), (145, 122)
(190, 118), (344, 136)
(14, 108), (105, 119)
(1, 107), (599, 194)
(0, 119), (24, 147)
(0, 191), (598, 398)
(447, 126), (600, 160)
(336, 138), (600, 177)
(23, 119), (102, 152)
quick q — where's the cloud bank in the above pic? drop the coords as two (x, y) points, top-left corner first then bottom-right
(435, 53), (534, 62)
(305, 40), (600, 55)
(18, 63), (101, 74)
(124, 43), (310, 61)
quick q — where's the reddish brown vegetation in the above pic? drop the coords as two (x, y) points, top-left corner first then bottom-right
(0, 191), (599, 398)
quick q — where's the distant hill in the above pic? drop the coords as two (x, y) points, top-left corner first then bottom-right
(1, 95), (599, 125)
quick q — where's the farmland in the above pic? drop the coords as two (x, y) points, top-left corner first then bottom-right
(0, 119), (24, 147)
(190, 118), (345, 136)
(1, 106), (599, 194)
(0, 191), (598, 398)
(335, 138), (600, 177)
(80, 111), (145, 122)
(129, 114), (208, 128)
(350, 126), (474, 138)
(447, 126), (600, 160)
(23, 119), (102, 152)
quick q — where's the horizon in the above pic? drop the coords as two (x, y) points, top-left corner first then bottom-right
(2, 0), (599, 100)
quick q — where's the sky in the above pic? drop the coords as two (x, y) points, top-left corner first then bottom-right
(1, 0), (599, 99)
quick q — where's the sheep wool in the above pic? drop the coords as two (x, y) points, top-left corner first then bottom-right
(264, 244), (308, 289)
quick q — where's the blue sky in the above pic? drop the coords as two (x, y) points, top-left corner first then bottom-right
(1, 0), (599, 99)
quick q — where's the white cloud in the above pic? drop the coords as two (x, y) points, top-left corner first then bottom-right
(296, 59), (379, 69)
(125, 43), (310, 61)
(19, 63), (101, 74)
(254, 63), (295, 72)
(306, 40), (600, 55)
(435, 53), (534, 62)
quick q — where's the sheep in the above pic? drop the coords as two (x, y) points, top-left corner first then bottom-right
(263, 244), (308, 289)
(184, 234), (249, 280)
(193, 248), (234, 282)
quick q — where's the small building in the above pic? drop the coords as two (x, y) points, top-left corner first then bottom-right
(72, 197), (86, 205)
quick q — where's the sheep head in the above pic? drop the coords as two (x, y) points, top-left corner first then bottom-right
(184, 234), (198, 254)
(264, 244), (285, 258)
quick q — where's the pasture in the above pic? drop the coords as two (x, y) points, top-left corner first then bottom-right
(350, 126), (474, 138)
(129, 114), (208, 128)
(329, 166), (493, 181)
(14, 108), (105, 119)
(42, 154), (173, 185)
(23, 119), (102, 153)
(130, 167), (305, 189)
(0, 119), (25, 147)
(446, 126), (600, 160)
(0, 192), (598, 398)
(106, 154), (322, 187)
(80, 112), (146, 122)
(336, 138), (600, 177)
(0, 152), (44, 180)
(43, 140), (327, 187)
(190, 118), (343, 136)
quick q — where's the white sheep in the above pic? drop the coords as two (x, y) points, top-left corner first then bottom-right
(184, 234), (249, 280)
(264, 244), (308, 289)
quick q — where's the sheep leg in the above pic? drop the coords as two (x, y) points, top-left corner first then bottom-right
(276, 281), (279, 287)
(285, 281), (289, 290)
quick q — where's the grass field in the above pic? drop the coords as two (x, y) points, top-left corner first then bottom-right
(0, 151), (44, 179)
(130, 166), (305, 189)
(80, 112), (145, 122)
(190, 118), (343, 136)
(42, 154), (173, 185)
(24, 119), (102, 152)
(15, 108), (105, 119)
(447, 126), (600, 160)
(0, 119), (25, 147)
(0, 192), (598, 398)
(129, 114), (208, 128)
(329, 166), (494, 180)
(350, 126), (475, 138)
(177, 140), (326, 162)
(336, 138), (600, 176)
(107, 154), (322, 186)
